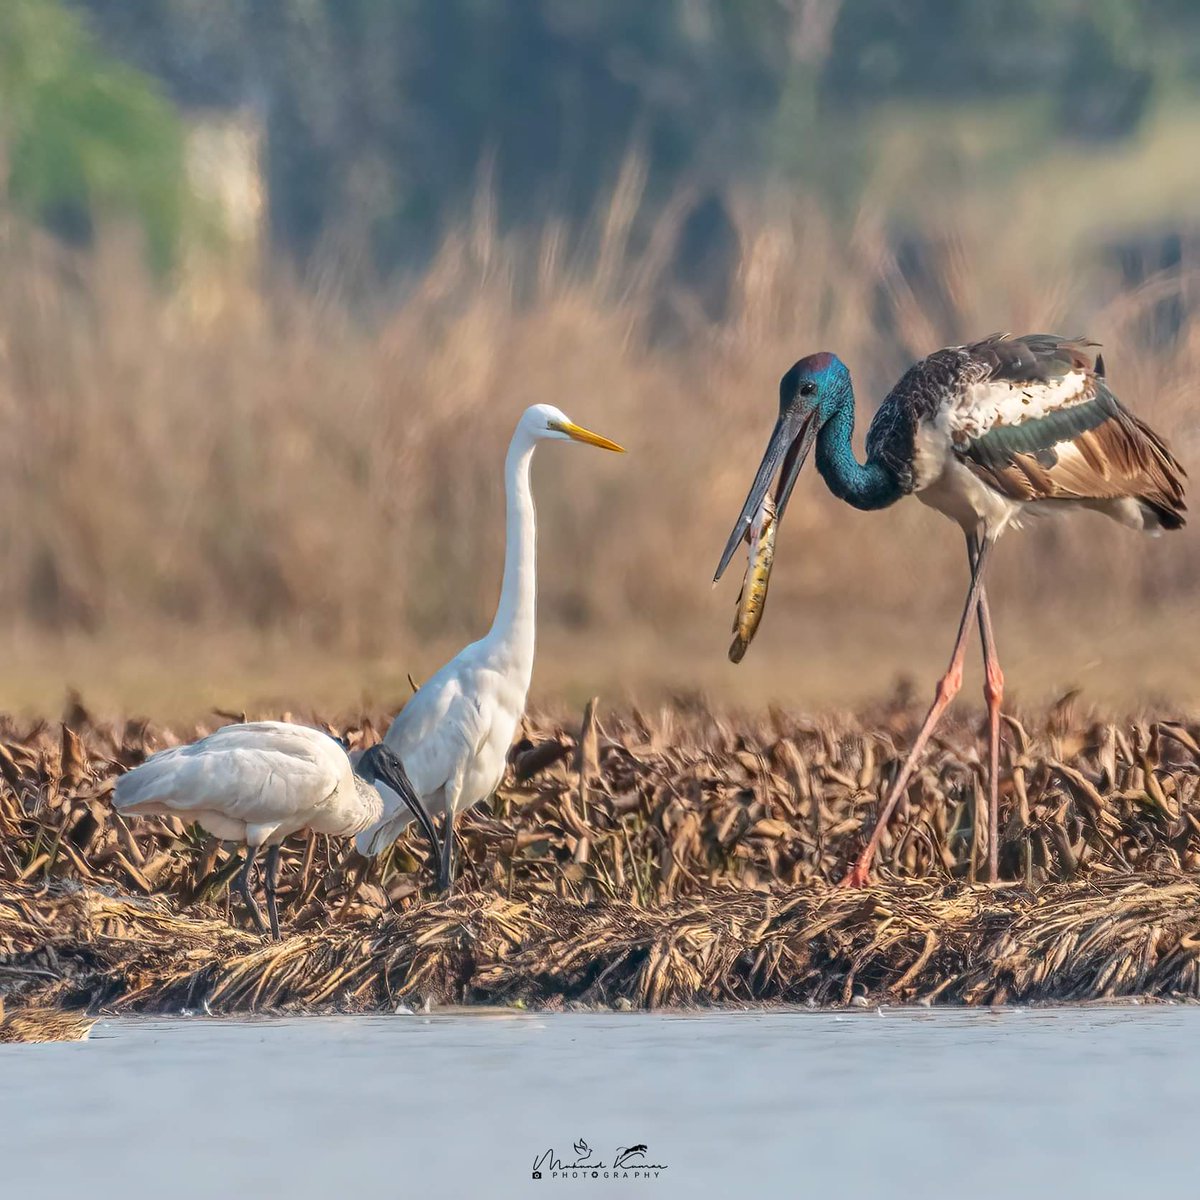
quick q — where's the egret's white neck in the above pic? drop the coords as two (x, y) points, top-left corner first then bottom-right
(483, 429), (538, 685)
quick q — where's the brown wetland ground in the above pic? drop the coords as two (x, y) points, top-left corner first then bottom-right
(3, 181), (1200, 1022)
(3, 696), (1200, 1017)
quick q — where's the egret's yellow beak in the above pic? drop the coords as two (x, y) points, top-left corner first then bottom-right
(552, 420), (626, 452)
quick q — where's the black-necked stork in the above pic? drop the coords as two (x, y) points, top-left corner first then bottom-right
(715, 333), (1186, 887)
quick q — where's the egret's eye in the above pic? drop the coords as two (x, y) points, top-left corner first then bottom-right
(800, 381), (817, 397)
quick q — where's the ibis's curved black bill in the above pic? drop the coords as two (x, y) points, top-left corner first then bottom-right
(355, 741), (443, 882)
(714, 409), (818, 582)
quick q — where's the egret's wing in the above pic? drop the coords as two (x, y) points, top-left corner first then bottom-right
(357, 669), (495, 857)
(383, 668), (493, 797)
(114, 721), (343, 826)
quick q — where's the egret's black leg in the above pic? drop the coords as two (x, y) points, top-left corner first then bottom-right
(841, 535), (996, 888)
(968, 534), (1004, 884)
(236, 845), (268, 935)
(439, 808), (455, 896)
(263, 845), (282, 940)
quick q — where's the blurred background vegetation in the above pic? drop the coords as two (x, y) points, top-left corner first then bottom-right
(1, 0), (1198, 717)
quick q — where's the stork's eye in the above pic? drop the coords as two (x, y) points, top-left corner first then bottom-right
(800, 382), (817, 397)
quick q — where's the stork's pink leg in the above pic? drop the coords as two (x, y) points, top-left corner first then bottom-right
(840, 536), (996, 888)
(976, 586), (1004, 884)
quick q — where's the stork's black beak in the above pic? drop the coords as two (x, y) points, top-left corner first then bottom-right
(714, 409), (818, 582)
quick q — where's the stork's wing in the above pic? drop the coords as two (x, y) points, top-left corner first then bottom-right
(113, 721), (344, 825)
(944, 334), (1186, 529)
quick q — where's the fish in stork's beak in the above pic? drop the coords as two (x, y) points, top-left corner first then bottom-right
(714, 361), (826, 583)
(728, 492), (778, 663)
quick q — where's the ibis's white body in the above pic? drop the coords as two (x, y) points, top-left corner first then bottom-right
(358, 405), (596, 857)
(114, 720), (388, 847)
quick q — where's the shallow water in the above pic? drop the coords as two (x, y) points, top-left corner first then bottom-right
(1, 1005), (1196, 1199)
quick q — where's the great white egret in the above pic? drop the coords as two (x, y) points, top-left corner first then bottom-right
(357, 403), (625, 888)
(113, 721), (438, 937)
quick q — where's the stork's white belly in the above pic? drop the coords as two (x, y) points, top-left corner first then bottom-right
(911, 423), (1023, 535)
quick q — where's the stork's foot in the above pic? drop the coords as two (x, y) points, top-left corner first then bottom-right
(837, 860), (873, 890)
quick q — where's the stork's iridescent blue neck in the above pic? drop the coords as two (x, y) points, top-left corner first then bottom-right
(813, 387), (904, 511)
(714, 351), (906, 585)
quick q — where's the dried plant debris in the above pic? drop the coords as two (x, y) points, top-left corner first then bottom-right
(0, 995), (95, 1043)
(3, 875), (1200, 1014)
(2, 701), (1200, 1012)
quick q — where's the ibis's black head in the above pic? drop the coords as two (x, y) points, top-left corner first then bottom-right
(714, 352), (850, 582)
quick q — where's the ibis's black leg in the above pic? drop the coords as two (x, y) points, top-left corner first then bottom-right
(968, 533), (1005, 884)
(841, 534), (996, 888)
(263, 845), (282, 940)
(438, 808), (455, 896)
(236, 845), (268, 935)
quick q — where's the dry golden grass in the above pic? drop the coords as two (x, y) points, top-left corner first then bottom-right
(0, 178), (1197, 716)
(2, 698), (1200, 1011)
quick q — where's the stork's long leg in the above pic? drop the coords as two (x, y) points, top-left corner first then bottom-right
(263, 845), (282, 941)
(840, 535), (996, 888)
(968, 534), (1005, 884)
(236, 845), (268, 935)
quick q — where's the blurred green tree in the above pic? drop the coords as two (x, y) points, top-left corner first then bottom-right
(43, 0), (1200, 274)
(0, 0), (188, 269)
(827, 0), (1158, 139)
(70, 0), (803, 273)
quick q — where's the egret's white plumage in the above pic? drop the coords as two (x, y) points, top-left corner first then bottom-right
(114, 720), (424, 935)
(357, 403), (624, 886)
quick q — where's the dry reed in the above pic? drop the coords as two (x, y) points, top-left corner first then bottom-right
(0, 180), (1196, 682)
(2, 697), (1199, 1012)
